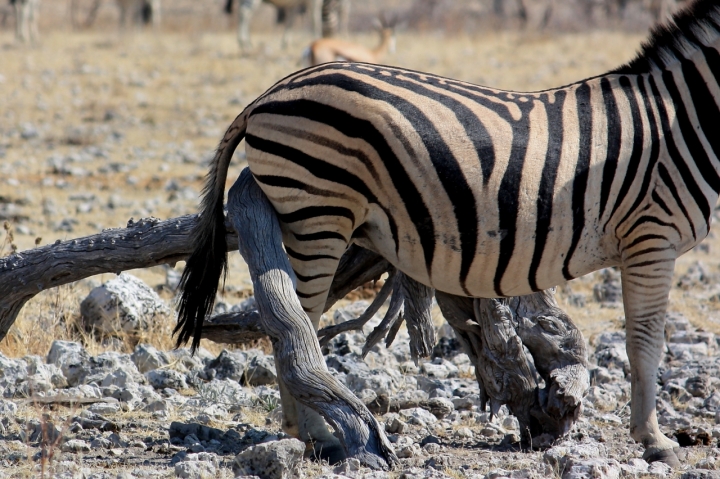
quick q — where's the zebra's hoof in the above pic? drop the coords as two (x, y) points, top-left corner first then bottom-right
(643, 447), (681, 468)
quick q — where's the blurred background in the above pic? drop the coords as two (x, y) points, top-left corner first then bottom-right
(0, 0), (685, 34)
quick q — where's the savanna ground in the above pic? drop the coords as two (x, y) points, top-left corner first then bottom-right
(2, 2), (720, 477)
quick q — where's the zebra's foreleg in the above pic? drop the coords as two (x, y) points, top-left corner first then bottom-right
(621, 251), (680, 467)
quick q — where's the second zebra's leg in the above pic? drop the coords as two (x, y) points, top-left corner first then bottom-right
(227, 169), (396, 469)
(621, 248), (680, 466)
(279, 6), (297, 49)
(237, 0), (260, 52)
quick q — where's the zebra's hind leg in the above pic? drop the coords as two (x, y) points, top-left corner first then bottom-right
(277, 218), (357, 463)
(229, 169), (394, 466)
(620, 250), (680, 467)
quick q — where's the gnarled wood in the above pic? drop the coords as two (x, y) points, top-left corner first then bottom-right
(0, 215), (239, 342)
(436, 290), (588, 448)
(200, 309), (266, 346)
(227, 168), (398, 470)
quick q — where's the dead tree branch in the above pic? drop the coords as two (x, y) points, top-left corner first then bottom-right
(0, 215), (239, 342)
(436, 290), (589, 447)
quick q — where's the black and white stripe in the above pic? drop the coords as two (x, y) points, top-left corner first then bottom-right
(178, 0), (720, 464)
(320, 0), (349, 37)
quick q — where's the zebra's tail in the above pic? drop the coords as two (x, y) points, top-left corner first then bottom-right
(174, 110), (248, 352)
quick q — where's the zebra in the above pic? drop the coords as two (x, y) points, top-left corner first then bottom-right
(320, 0), (349, 38)
(176, 0), (720, 467)
(71, 0), (160, 29)
(224, 0), (348, 51)
(10, 0), (39, 43)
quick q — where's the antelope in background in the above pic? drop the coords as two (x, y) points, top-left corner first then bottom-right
(10, 0), (39, 43)
(305, 13), (396, 66)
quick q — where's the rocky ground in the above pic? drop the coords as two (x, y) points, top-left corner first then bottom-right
(0, 269), (720, 479)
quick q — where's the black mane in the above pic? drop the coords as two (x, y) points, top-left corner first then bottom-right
(613, 0), (720, 74)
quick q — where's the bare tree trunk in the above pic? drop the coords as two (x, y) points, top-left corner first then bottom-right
(226, 168), (398, 470)
(436, 290), (588, 447)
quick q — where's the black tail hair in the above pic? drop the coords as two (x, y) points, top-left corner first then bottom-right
(174, 113), (247, 352)
(224, 0), (233, 15)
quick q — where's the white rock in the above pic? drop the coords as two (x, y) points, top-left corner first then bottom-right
(346, 369), (399, 396)
(244, 355), (277, 386)
(452, 394), (481, 410)
(501, 416), (519, 431)
(146, 370), (188, 390)
(0, 399), (18, 416)
(562, 457), (621, 479)
(88, 401), (121, 415)
(80, 273), (170, 336)
(46, 341), (88, 386)
(586, 386), (618, 412)
(421, 358), (459, 379)
(205, 349), (248, 381)
(132, 344), (169, 373)
(174, 460), (216, 479)
(400, 407), (438, 426)
(61, 439), (91, 453)
(232, 439), (304, 479)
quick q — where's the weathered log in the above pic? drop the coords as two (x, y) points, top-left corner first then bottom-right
(0, 212), (390, 346)
(436, 290), (589, 448)
(226, 168), (398, 470)
(361, 272), (435, 362)
(317, 268), (397, 347)
(398, 274), (435, 363)
(0, 180), (586, 455)
(509, 292), (589, 439)
(0, 215), (240, 342)
(200, 309), (266, 346)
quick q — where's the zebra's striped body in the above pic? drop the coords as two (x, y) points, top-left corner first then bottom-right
(244, 64), (711, 301)
(179, 0), (720, 466)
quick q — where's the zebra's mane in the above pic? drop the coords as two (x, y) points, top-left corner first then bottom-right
(613, 0), (720, 74)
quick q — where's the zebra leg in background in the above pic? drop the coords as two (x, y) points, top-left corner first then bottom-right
(621, 251), (680, 466)
(279, 6), (298, 49)
(27, 0), (37, 42)
(338, 0), (349, 35)
(309, 0), (323, 38)
(237, 0), (261, 52)
(13, 0), (26, 43)
(150, 0), (161, 28)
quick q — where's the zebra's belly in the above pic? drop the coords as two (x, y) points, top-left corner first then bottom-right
(360, 215), (610, 299)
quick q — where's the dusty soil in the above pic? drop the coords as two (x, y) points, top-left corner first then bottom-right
(1, 21), (720, 479)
